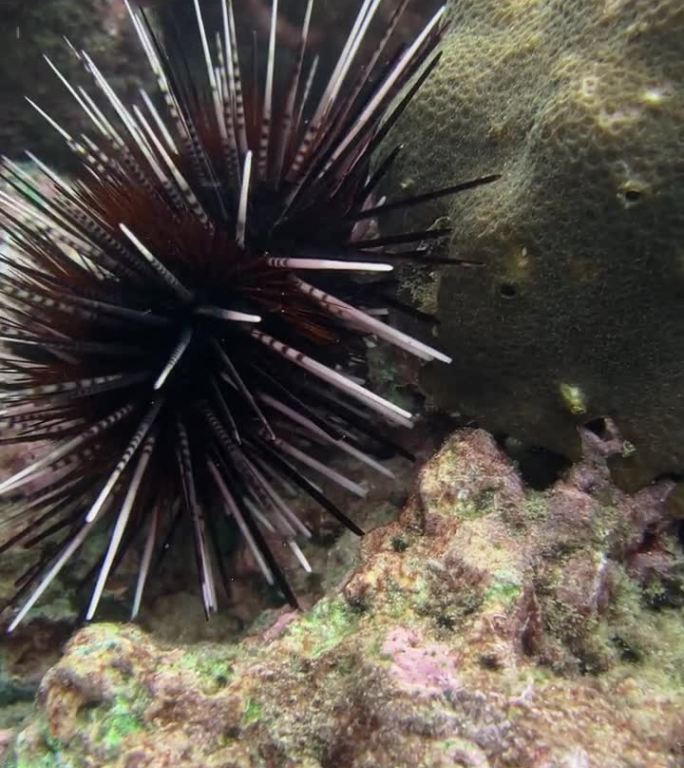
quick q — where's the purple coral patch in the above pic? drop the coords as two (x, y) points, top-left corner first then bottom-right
(382, 627), (460, 697)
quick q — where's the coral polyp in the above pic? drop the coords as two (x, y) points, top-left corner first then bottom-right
(0, 0), (497, 629)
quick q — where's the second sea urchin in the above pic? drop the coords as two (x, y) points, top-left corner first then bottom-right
(0, 0), (497, 629)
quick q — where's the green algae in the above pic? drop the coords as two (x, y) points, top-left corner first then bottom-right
(242, 698), (263, 726)
(12, 725), (75, 768)
(522, 492), (550, 523)
(590, 504), (626, 549)
(454, 498), (489, 520)
(83, 693), (147, 760)
(559, 383), (588, 416)
(284, 599), (358, 659)
(98, 704), (144, 754)
(176, 648), (236, 692)
(365, 346), (415, 412)
(484, 577), (523, 605)
(386, 577), (424, 620)
(16, 750), (73, 768)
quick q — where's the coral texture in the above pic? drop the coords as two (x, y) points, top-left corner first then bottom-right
(7, 428), (683, 767)
(391, 0), (684, 488)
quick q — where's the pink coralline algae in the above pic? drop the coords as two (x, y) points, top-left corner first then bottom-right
(382, 628), (460, 697)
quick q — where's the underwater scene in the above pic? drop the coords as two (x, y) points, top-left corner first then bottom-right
(0, 0), (681, 765)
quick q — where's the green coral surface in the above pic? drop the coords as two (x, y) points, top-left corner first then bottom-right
(390, 0), (684, 489)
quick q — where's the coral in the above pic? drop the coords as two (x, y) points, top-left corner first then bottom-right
(389, 0), (684, 489)
(6, 428), (683, 767)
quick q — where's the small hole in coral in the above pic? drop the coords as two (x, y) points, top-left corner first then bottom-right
(501, 439), (572, 490)
(584, 417), (610, 440)
(611, 636), (641, 663)
(639, 526), (658, 552)
(436, 615), (456, 630)
(479, 653), (503, 670)
(499, 282), (517, 299)
(623, 189), (641, 203)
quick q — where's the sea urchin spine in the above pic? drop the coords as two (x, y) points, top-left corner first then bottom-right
(0, 0), (498, 629)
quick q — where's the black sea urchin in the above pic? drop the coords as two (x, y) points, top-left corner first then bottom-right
(0, 0), (497, 630)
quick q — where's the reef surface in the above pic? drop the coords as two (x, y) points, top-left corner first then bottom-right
(5, 427), (682, 767)
(391, 0), (684, 489)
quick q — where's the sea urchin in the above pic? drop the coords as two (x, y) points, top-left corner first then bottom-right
(0, 0), (497, 630)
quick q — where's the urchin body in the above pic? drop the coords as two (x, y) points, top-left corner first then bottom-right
(0, 0), (496, 629)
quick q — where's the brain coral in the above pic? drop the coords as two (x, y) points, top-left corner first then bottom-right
(391, 0), (684, 488)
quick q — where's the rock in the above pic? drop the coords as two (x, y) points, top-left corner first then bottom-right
(389, 0), (684, 489)
(8, 428), (683, 767)
(0, 545), (78, 734)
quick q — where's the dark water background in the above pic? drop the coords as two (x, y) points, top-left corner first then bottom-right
(0, 0), (440, 168)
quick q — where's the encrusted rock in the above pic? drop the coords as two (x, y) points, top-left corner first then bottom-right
(7, 428), (683, 767)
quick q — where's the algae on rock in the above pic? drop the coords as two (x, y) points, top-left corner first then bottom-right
(8, 428), (683, 768)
